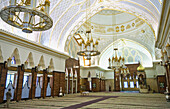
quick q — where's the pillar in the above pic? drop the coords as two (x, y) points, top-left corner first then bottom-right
(59, 72), (65, 95)
(0, 62), (8, 103)
(52, 71), (59, 97)
(29, 67), (37, 99)
(41, 69), (47, 99)
(114, 69), (120, 91)
(14, 64), (24, 102)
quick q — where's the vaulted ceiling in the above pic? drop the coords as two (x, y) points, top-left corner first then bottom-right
(0, 0), (162, 55)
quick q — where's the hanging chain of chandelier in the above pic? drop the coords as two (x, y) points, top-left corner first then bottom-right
(0, 0), (53, 33)
(76, 30), (100, 60)
(108, 48), (130, 76)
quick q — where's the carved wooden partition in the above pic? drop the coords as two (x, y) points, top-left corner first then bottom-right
(92, 78), (100, 92)
(0, 61), (66, 103)
(80, 78), (106, 92)
(65, 58), (80, 93)
(121, 63), (140, 91)
(99, 79), (106, 91)
(157, 75), (166, 94)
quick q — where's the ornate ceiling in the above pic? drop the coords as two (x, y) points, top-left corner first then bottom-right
(0, 0), (162, 53)
(68, 9), (155, 60)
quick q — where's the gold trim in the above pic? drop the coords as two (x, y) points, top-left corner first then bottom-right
(37, 0), (157, 49)
(56, 0), (98, 48)
(49, 5), (75, 46)
(65, 7), (156, 52)
(99, 38), (153, 60)
(158, 0), (163, 4)
(121, 0), (158, 22)
(49, 0), (88, 46)
(98, 10), (123, 15)
(159, 4), (170, 47)
(156, 0), (167, 48)
(88, 17), (137, 26)
(56, 11), (81, 47)
(146, 0), (160, 14)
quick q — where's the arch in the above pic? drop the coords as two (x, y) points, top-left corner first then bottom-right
(38, 55), (45, 69)
(0, 46), (3, 63)
(27, 52), (34, 67)
(49, 58), (54, 71)
(62, 4), (157, 52)
(99, 38), (153, 69)
(11, 48), (21, 65)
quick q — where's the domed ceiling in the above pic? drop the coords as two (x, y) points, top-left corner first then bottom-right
(67, 9), (155, 62)
(0, 0), (162, 53)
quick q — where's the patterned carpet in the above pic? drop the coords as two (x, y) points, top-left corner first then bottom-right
(0, 92), (169, 109)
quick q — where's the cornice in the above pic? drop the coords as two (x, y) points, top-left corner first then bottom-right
(156, 0), (170, 49)
(0, 29), (70, 59)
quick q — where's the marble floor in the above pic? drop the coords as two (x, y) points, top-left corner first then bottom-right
(0, 92), (170, 109)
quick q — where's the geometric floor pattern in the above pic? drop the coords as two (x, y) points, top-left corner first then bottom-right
(0, 92), (170, 109)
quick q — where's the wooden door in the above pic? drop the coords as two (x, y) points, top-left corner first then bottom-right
(157, 75), (166, 94)
(114, 72), (120, 91)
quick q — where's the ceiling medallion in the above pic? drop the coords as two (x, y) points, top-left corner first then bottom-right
(0, 0), (53, 33)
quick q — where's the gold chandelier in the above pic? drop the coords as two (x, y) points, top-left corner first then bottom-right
(108, 48), (125, 68)
(107, 11), (129, 76)
(0, 0), (53, 33)
(77, 30), (100, 60)
(76, 0), (100, 60)
(108, 48), (130, 76)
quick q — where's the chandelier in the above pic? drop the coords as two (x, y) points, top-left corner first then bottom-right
(108, 48), (124, 69)
(76, 0), (100, 60)
(0, 0), (53, 33)
(77, 30), (100, 60)
(108, 48), (130, 76)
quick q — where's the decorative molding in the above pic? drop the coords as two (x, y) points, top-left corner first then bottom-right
(0, 29), (70, 59)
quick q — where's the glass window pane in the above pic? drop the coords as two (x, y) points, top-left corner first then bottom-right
(129, 76), (132, 80)
(6, 74), (11, 88)
(130, 81), (134, 88)
(10, 74), (14, 84)
(136, 81), (139, 88)
(124, 82), (128, 88)
(23, 76), (28, 86)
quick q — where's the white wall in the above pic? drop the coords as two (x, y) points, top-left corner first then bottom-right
(104, 71), (114, 79)
(0, 29), (69, 72)
(80, 66), (105, 78)
(145, 62), (166, 78)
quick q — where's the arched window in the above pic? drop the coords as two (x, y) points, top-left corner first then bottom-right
(6, 74), (14, 88)
(11, 56), (16, 64)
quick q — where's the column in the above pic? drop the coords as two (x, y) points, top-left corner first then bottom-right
(29, 67), (37, 99)
(52, 71), (59, 97)
(0, 62), (8, 103)
(59, 72), (65, 95)
(14, 65), (24, 102)
(114, 68), (120, 91)
(41, 69), (47, 99)
(75, 78), (77, 93)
